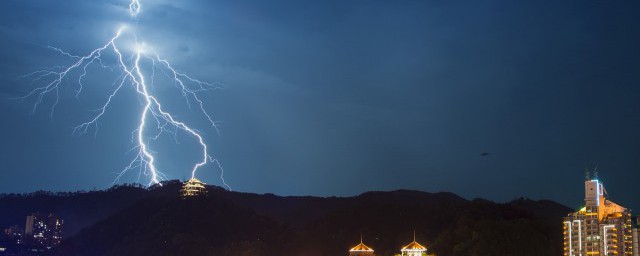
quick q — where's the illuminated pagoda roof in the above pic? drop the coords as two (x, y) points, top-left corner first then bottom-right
(180, 178), (207, 197)
(401, 231), (427, 255)
(401, 241), (426, 251)
(349, 235), (374, 256)
(350, 243), (374, 252)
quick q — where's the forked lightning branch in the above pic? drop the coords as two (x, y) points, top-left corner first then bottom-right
(20, 0), (230, 189)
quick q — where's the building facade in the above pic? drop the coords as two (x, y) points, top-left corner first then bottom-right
(633, 216), (639, 256)
(633, 227), (639, 256)
(24, 213), (63, 249)
(563, 178), (633, 256)
(3, 225), (24, 245)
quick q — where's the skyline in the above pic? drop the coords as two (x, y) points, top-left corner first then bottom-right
(1, 0), (640, 211)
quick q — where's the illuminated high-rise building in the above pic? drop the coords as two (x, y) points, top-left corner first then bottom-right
(633, 216), (639, 256)
(349, 235), (374, 256)
(24, 213), (63, 249)
(3, 225), (24, 244)
(180, 178), (208, 197)
(633, 227), (639, 256)
(563, 177), (633, 256)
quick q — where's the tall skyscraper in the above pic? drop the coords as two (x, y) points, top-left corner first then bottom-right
(563, 177), (633, 256)
(24, 213), (64, 249)
(633, 227), (639, 256)
(633, 216), (639, 256)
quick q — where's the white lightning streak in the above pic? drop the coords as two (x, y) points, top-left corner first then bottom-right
(129, 0), (141, 16)
(22, 0), (230, 190)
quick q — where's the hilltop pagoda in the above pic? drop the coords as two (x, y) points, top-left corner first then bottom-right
(349, 235), (374, 256)
(180, 178), (207, 197)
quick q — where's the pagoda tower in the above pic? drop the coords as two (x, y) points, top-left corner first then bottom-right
(180, 178), (207, 197)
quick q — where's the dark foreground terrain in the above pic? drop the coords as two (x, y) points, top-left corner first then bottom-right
(0, 181), (572, 256)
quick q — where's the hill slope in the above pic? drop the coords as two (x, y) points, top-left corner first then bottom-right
(1, 181), (573, 256)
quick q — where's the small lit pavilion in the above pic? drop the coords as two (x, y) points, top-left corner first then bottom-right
(401, 232), (428, 256)
(349, 235), (374, 256)
(180, 178), (207, 197)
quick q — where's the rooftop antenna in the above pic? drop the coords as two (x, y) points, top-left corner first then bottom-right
(593, 165), (599, 180)
(413, 229), (416, 242)
(585, 166), (590, 181)
(360, 232), (363, 244)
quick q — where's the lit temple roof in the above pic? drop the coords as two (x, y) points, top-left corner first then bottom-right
(350, 235), (374, 252)
(401, 232), (427, 252)
(401, 241), (427, 251)
(350, 242), (374, 252)
(184, 178), (205, 187)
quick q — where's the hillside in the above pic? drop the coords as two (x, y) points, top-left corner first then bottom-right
(1, 181), (573, 256)
(0, 185), (149, 236)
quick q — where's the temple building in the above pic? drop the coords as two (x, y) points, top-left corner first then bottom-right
(400, 232), (429, 256)
(563, 176), (634, 256)
(349, 235), (374, 256)
(180, 178), (208, 197)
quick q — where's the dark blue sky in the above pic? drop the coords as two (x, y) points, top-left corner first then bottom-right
(1, 0), (639, 210)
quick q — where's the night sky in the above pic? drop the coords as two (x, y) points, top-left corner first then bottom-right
(1, 0), (639, 211)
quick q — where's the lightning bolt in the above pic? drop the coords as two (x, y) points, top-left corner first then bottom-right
(129, 0), (141, 17)
(21, 0), (230, 190)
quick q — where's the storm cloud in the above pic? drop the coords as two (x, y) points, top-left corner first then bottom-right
(1, 0), (639, 210)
